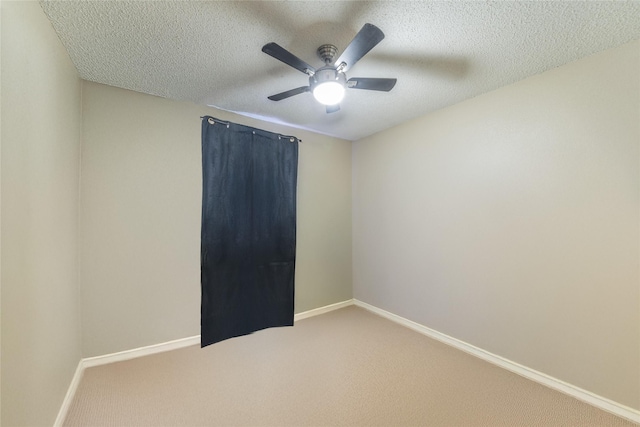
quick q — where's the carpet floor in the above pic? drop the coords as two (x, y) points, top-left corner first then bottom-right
(64, 306), (636, 426)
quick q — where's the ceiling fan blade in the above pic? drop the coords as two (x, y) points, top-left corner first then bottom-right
(326, 104), (340, 114)
(262, 43), (316, 75)
(267, 86), (310, 101)
(347, 77), (397, 91)
(335, 23), (385, 72)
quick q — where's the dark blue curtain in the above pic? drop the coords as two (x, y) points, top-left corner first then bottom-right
(200, 116), (299, 347)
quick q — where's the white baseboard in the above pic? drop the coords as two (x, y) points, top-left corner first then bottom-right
(82, 335), (201, 368)
(55, 299), (354, 425)
(59, 298), (637, 425)
(81, 298), (354, 369)
(54, 361), (84, 427)
(354, 299), (640, 425)
(81, 299), (355, 369)
(294, 298), (354, 321)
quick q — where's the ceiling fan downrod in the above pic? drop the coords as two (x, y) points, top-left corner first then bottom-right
(317, 44), (338, 65)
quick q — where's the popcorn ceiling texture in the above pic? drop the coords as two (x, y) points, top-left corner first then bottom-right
(39, 1), (640, 141)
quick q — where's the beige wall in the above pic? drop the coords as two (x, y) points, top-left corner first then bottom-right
(1, 1), (83, 425)
(353, 40), (640, 409)
(5, 0), (636, 419)
(80, 82), (352, 357)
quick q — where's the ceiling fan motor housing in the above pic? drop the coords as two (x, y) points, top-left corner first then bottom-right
(309, 67), (347, 105)
(309, 67), (346, 89)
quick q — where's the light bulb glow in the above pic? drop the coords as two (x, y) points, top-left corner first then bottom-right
(312, 81), (345, 105)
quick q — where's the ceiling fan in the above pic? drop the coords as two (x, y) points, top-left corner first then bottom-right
(262, 23), (397, 114)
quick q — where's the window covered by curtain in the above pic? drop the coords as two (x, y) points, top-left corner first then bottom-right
(200, 116), (299, 347)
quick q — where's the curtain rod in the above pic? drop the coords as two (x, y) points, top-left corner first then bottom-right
(201, 116), (302, 143)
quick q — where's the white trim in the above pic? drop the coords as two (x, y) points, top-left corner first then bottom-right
(294, 299), (354, 321)
(60, 299), (640, 425)
(81, 299), (355, 368)
(53, 361), (84, 427)
(354, 299), (640, 425)
(55, 299), (354, 425)
(82, 335), (201, 368)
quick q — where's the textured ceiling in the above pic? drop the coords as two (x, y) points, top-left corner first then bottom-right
(40, 1), (640, 141)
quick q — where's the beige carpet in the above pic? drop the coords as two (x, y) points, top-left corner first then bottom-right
(64, 306), (635, 426)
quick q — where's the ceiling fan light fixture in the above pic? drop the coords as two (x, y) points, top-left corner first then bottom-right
(313, 81), (345, 105)
(311, 68), (346, 106)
